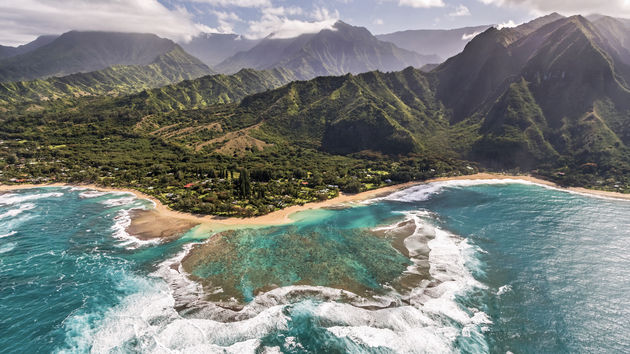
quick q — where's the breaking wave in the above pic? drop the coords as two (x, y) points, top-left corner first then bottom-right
(0, 203), (35, 220)
(0, 191), (64, 206)
(58, 208), (490, 352)
(110, 209), (160, 249)
(381, 179), (539, 203)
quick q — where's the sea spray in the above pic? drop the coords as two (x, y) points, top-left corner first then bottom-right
(110, 208), (161, 249)
(128, 207), (491, 352)
(0, 191), (64, 205)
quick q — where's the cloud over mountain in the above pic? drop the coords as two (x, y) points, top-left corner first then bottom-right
(479, 0), (630, 17)
(0, 0), (212, 46)
(245, 6), (339, 39)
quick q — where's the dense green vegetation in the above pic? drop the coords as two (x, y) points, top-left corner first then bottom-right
(0, 47), (212, 106)
(0, 67), (298, 114)
(0, 102), (471, 216)
(3, 14), (630, 217)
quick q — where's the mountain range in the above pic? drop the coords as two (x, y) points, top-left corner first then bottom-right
(0, 31), (215, 83)
(92, 14), (630, 177)
(0, 22), (479, 103)
(375, 24), (491, 62)
(180, 33), (260, 67)
(0, 35), (58, 60)
(0, 46), (215, 105)
(214, 21), (440, 78)
(3, 13), (630, 193)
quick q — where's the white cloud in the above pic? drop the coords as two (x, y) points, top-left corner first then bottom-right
(497, 20), (517, 29)
(397, 0), (445, 8)
(312, 7), (338, 22)
(478, 0), (630, 17)
(188, 0), (271, 7)
(213, 10), (243, 33)
(462, 30), (483, 40)
(449, 4), (471, 16)
(246, 6), (339, 39)
(373, 18), (385, 25)
(0, 0), (213, 46)
(264, 6), (304, 17)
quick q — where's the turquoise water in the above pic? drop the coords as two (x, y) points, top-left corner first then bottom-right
(1, 181), (629, 352)
(184, 206), (412, 303)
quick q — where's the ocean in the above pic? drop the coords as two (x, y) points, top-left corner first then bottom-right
(0, 181), (629, 353)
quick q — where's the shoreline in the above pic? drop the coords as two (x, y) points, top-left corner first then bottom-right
(2, 173), (630, 239)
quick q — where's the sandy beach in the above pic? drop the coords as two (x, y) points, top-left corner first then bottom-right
(2, 173), (630, 240)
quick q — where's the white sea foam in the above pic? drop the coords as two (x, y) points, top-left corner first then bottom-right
(92, 191), (158, 249)
(0, 231), (17, 238)
(396, 211), (490, 336)
(57, 180), (495, 353)
(0, 203), (36, 220)
(0, 192), (63, 206)
(379, 179), (540, 203)
(497, 285), (512, 296)
(62, 268), (464, 353)
(0, 242), (16, 253)
(59, 207), (489, 352)
(100, 195), (137, 207)
(58, 256), (290, 353)
(66, 186), (87, 191)
(110, 209), (160, 249)
(317, 210), (491, 351)
(85, 285), (285, 353)
(376, 177), (630, 204)
(78, 190), (114, 199)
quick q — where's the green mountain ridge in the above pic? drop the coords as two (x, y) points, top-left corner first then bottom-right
(0, 31), (212, 82)
(209, 15), (630, 181)
(459, 15), (630, 174)
(0, 46), (213, 106)
(216, 21), (438, 79)
(3, 13), (630, 216)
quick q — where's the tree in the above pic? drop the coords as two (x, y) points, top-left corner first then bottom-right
(237, 168), (251, 197)
(341, 180), (363, 194)
(6, 154), (18, 165)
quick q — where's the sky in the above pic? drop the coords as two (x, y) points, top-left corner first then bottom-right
(1, 0), (630, 46)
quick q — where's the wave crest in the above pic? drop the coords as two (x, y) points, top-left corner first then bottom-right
(60, 208), (490, 352)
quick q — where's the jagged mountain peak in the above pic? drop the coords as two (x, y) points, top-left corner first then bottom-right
(513, 12), (565, 35)
(215, 21), (438, 79)
(0, 30), (211, 82)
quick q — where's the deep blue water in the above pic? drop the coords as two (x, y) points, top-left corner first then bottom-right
(0, 181), (629, 353)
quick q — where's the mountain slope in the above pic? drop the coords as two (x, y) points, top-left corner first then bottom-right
(224, 15), (630, 171)
(180, 33), (260, 67)
(432, 13), (571, 123)
(376, 25), (492, 62)
(0, 35), (58, 59)
(204, 67), (448, 155)
(447, 15), (630, 170)
(512, 12), (565, 36)
(216, 21), (438, 79)
(122, 67), (299, 113)
(432, 26), (522, 122)
(471, 79), (559, 168)
(589, 16), (630, 64)
(0, 31), (212, 82)
(0, 46), (213, 105)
